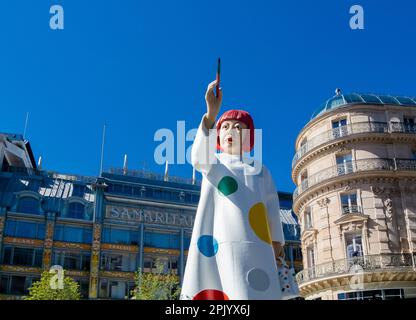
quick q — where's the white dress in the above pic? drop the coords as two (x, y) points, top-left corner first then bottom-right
(180, 116), (285, 300)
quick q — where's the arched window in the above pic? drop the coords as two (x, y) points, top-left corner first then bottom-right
(67, 202), (85, 219)
(17, 197), (40, 214)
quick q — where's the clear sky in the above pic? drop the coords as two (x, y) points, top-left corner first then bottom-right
(1, 0), (415, 193)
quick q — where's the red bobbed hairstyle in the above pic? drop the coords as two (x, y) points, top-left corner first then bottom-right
(216, 109), (255, 152)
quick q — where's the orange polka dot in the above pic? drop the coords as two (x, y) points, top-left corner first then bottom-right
(249, 202), (272, 244)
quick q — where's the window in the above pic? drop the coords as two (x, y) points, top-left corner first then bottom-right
(338, 289), (404, 300)
(99, 279), (108, 298)
(123, 186), (133, 196)
(332, 118), (348, 138)
(300, 138), (307, 154)
(341, 192), (359, 214)
(54, 225), (92, 244)
(74, 279), (90, 299)
(304, 207), (313, 230)
(113, 184), (123, 194)
(404, 117), (415, 133)
(0, 275), (38, 296)
(102, 227), (139, 245)
(143, 255), (178, 274)
(144, 231), (180, 249)
(300, 171), (308, 190)
(10, 276), (26, 295)
(412, 150), (416, 160)
(293, 247), (303, 261)
(1, 246), (43, 267)
(345, 233), (363, 258)
(336, 153), (353, 175)
(306, 247), (315, 268)
(100, 279), (137, 299)
(4, 220), (45, 239)
(100, 252), (137, 272)
(17, 197), (40, 214)
(184, 235), (191, 249)
(53, 250), (91, 271)
(67, 202), (85, 219)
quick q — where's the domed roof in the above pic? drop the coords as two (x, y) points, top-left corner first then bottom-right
(311, 93), (416, 120)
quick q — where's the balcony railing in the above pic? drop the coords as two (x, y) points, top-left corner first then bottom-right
(106, 167), (201, 186)
(296, 253), (415, 285)
(294, 158), (400, 199)
(292, 122), (389, 168)
(341, 205), (362, 215)
(292, 121), (416, 169)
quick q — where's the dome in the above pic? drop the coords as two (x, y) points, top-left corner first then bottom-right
(310, 93), (416, 120)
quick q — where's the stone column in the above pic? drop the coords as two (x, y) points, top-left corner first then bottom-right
(139, 223), (144, 270)
(89, 178), (106, 299)
(42, 212), (56, 270)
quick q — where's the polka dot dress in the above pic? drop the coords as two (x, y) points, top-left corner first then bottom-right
(180, 118), (286, 300)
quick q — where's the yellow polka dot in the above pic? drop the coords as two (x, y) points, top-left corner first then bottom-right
(249, 202), (272, 244)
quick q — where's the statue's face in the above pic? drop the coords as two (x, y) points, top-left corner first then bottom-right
(219, 119), (249, 155)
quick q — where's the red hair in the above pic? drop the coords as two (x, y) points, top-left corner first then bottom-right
(216, 109), (255, 152)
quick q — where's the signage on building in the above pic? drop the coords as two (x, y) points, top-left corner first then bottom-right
(105, 205), (194, 227)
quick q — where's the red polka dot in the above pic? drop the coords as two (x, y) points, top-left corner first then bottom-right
(193, 289), (229, 300)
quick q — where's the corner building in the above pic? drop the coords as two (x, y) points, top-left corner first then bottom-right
(292, 93), (416, 300)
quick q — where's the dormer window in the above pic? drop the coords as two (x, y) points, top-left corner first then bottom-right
(67, 202), (85, 219)
(17, 197), (40, 215)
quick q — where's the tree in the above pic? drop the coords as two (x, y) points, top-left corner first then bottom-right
(131, 259), (181, 300)
(25, 270), (81, 300)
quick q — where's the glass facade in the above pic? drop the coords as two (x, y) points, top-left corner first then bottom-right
(102, 227), (139, 245)
(1, 246), (43, 267)
(4, 220), (45, 239)
(0, 164), (301, 300)
(100, 252), (137, 272)
(144, 231), (180, 249)
(54, 224), (92, 243)
(17, 197), (40, 215)
(53, 250), (91, 271)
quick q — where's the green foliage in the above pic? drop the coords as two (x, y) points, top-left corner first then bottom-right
(131, 259), (181, 300)
(24, 270), (81, 300)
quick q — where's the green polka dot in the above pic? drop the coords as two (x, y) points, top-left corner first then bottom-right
(217, 176), (238, 196)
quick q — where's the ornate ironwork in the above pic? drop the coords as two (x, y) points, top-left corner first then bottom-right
(292, 122), (389, 168)
(296, 253), (415, 284)
(294, 158), (396, 198)
(342, 205), (362, 215)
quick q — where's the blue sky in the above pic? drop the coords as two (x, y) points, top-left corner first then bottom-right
(1, 0), (415, 193)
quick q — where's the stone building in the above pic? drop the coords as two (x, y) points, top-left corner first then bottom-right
(292, 92), (416, 300)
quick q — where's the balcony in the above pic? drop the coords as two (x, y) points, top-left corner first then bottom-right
(292, 122), (389, 169)
(294, 158), (416, 200)
(296, 253), (415, 285)
(292, 122), (416, 170)
(341, 205), (362, 215)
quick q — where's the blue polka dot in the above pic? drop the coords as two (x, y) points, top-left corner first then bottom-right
(197, 235), (219, 257)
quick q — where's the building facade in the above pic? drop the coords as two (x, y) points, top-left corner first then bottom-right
(0, 133), (301, 299)
(292, 92), (416, 300)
